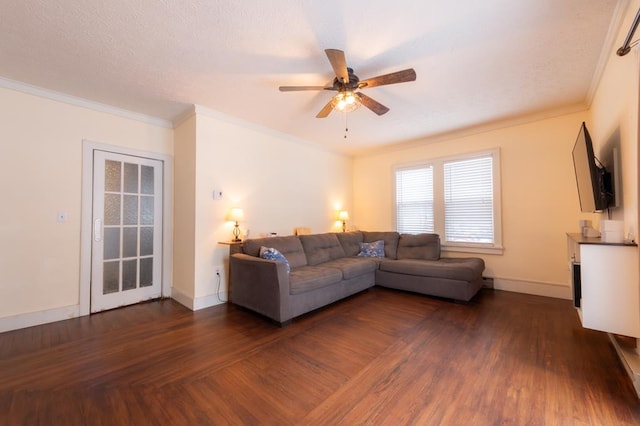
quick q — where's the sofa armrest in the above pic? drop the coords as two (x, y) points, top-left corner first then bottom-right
(229, 253), (292, 323)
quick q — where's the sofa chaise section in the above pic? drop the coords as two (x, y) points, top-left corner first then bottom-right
(375, 233), (485, 302)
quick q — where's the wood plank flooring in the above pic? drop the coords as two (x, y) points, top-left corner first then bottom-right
(1, 288), (639, 425)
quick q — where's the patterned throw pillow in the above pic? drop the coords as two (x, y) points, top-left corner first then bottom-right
(259, 246), (291, 273)
(357, 240), (385, 258)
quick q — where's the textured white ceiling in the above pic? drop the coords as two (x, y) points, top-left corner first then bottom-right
(0, 0), (624, 155)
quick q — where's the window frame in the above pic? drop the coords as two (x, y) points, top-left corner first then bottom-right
(393, 148), (503, 255)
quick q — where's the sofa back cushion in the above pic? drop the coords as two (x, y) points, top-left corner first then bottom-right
(363, 231), (400, 259)
(335, 231), (364, 257)
(397, 233), (440, 260)
(299, 233), (346, 265)
(242, 236), (308, 268)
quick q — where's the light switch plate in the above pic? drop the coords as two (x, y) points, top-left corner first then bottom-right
(213, 190), (223, 200)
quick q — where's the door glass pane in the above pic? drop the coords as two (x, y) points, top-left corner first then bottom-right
(123, 195), (138, 225)
(123, 228), (138, 258)
(105, 160), (121, 192)
(103, 261), (120, 294)
(104, 194), (121, 226)
(124, 163), (139, 194)
(140, 227), (153, 256)
(141, 165), (154, 195)
(140, 196), (154, 225)
(122, 259), (137, 291)
(140, 257), (153, 287)
(94, 153), (162, 313)
(103, 228), (120, 260)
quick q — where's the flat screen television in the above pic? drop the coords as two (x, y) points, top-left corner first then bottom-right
(571, 122), (613, 212)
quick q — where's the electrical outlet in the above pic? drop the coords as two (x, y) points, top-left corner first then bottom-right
(215, 267), (221, 276)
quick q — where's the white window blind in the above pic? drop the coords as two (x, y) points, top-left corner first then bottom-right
(395, 166), (434, 234)
(443, 156), (494, 243)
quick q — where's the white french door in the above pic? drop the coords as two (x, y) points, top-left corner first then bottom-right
(91, 150), (163, 312)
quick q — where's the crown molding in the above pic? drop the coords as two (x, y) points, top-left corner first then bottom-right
(0, 76), (172, 128)
(188, 104), (350, 158)
(586, 0), (632, 106)
(356, 103), (588, 157)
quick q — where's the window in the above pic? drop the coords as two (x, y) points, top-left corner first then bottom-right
(444, 156), (494, 244)
(395, 165), (434, 234)
(394, 149), (502, 254)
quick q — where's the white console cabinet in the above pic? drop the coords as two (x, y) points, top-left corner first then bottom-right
(567, 233), (640, 337)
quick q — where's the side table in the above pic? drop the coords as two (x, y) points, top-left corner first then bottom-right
(218, 241), (243, 255)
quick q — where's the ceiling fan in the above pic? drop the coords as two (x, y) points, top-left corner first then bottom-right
(279, 49), (417, 118)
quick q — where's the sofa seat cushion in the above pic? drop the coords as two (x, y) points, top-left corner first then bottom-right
(322, 257), (378, 280)
(242, 236), (307, 268)
(379, 258), (484, 282)
(289, 266), (343, 295)
(299, 233), (346, 266)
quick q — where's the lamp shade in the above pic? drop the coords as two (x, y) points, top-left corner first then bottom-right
(226, 207), (244, 222)
(338, 210), (349, 221)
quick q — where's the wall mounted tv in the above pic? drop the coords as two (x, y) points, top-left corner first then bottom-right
(571, 122), (614, 212)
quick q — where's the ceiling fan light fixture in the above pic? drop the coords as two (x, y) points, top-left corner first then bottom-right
(331, 90), (360, 113)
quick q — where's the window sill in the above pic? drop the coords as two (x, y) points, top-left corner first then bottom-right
(442, 244), (504, 255)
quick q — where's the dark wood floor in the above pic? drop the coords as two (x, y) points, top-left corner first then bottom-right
(1, 288), (639, 425)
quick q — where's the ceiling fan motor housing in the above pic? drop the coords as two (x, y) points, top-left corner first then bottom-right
(334, 67), (360, 90)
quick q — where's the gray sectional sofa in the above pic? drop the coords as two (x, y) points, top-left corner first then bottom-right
(229, 231), (485, 325)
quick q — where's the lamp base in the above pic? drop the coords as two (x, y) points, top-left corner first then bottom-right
(232, 222), (241, 242)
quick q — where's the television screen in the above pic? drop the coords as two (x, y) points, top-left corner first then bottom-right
(572, 122), (610, 212)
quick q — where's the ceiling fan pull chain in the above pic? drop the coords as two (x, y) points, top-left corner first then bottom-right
(344, 112), (348, 139)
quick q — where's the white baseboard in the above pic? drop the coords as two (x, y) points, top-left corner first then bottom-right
(493, 276), (572, 300)
(193, 293), (228, 310)
(171, 287), (227, 311)
(0, 279), (564, 333)
(170, 287), (194, 310)
(0, 305), (80, 333)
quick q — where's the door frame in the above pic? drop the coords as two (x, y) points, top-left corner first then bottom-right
(80, 140), (173, 316)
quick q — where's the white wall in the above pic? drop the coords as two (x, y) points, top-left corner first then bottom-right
(0, 86), (173, 324)
(353, 112), (591, 298)
(174, 107), (353, 309)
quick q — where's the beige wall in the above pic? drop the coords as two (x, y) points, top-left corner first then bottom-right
(588, 0), (639, 237)
(172, 115), (197, 301)
(0, 86), (173, 320)
(353, 2), (640, 299)
(2, 2), (638, 325)
(353, 112), (590, 297)
(175, 108), (353, 307)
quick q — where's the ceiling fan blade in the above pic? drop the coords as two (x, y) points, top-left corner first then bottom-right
(279, 86), (332, 92)
(358, 68), (416, 89)
(356, 92), (390, 115)
(316, 99), (334, 118)
(325, 49), (349, 84)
